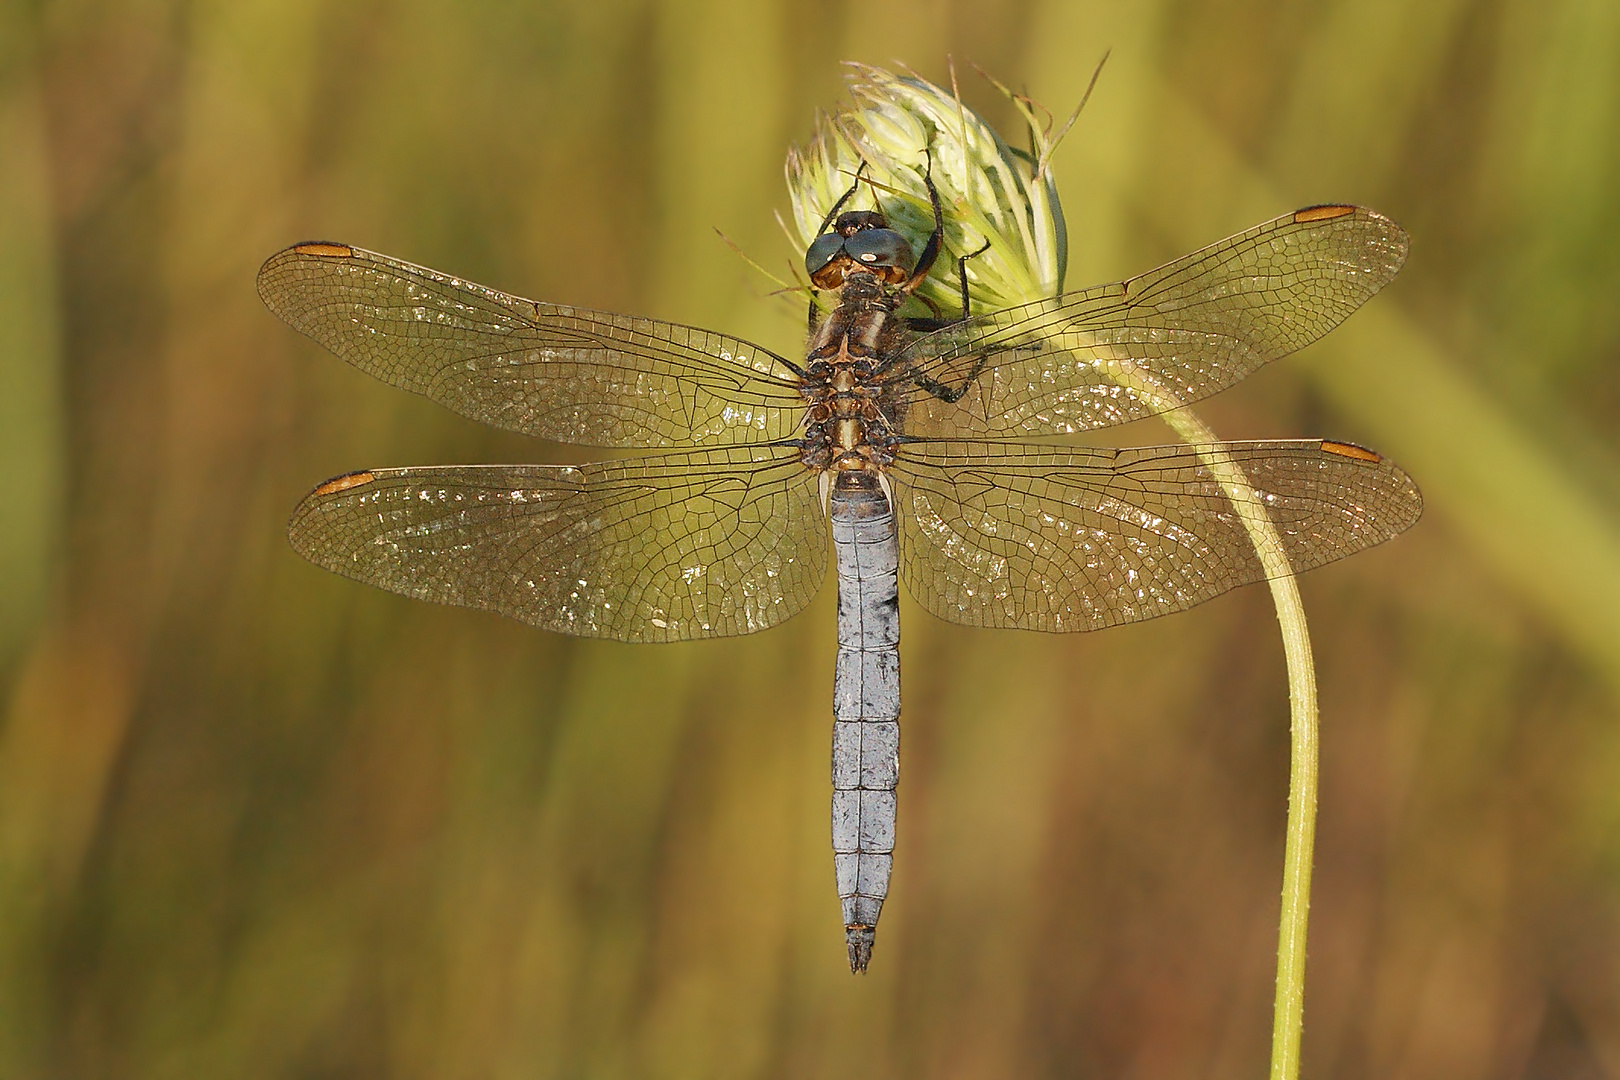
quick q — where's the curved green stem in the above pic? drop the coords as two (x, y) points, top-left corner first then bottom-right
(1109, 363), (1319, 1080)
(1154, 406), (1316, 1080)
(1262, 548), (1317, 1080)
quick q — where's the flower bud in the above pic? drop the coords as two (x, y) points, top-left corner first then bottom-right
(786, 64), (1070, 317)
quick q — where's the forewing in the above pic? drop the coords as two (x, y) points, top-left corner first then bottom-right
(288, 448), (825, 641)
(891, 439), (1421, 632)
(896, 207), (1408, 437)
(258, 243), (806, 448)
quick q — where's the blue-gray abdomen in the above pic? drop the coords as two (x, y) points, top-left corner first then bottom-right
(828, 470), (901, 973)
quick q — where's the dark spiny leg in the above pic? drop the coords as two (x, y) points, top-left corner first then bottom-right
(913, 352), (991, 403)
(894, 155), (984, 399)
(899, 166), (946, 297)
(955, 239), (992, 321)
(910, 338), (1043, 401)
(902, 238), (992, 332)
(814, 161), (868, 238)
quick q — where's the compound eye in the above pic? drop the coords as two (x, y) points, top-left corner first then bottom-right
(843, 228), (914, 272)
(805, 233), (845, 276)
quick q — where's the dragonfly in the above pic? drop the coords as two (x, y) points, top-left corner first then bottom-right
(258, 182), (1421, 974)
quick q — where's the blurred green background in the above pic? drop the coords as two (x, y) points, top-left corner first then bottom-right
(3, 0), (1619, 1076)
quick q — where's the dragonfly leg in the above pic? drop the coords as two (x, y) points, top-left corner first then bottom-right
(813, 160), (868, 238)
(954, 238), (992, 320)
(913, 351), (991, 403)
(898, 157), (946, 296)
(898, 238), (991, 333)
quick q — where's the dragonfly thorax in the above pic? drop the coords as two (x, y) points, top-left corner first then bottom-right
(798, 272), (909, 476)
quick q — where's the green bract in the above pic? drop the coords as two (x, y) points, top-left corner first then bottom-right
(785, 64), (1070, 316)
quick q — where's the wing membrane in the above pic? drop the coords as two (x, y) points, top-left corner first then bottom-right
(896, 207), (1408, 437)
(890, 439), (1422, 632)
(258, 244), (807, 448)
(288, 448), (825, 641)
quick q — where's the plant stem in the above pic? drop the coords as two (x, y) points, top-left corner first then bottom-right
(1262, 549), (1317, 1080)
(1151, 404), (1317, 1080)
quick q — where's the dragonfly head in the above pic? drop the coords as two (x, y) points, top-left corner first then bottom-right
(806, 209), (915, 289)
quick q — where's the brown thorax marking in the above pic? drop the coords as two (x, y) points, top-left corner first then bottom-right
(798, 271), (906, 477)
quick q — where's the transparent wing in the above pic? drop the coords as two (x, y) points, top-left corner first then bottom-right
(894, 206), (1408, 437)
(890, 439), (1422, 632)
(287, 447), (825, 642)
(258, 243), (806, 448)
